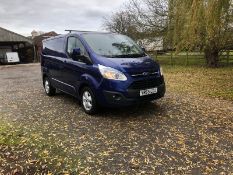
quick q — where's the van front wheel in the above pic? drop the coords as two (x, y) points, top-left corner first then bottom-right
(43, 77), (56, 96)
(81, 87), (98, 115)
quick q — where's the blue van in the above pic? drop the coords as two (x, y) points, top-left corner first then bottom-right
(41, 31), (165, 114)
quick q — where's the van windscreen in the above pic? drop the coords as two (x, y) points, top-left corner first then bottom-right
(82, 33), (145, 58)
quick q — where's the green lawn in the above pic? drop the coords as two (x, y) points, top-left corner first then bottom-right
(162, 65), (233, 101)
(151, 52), (233, 100)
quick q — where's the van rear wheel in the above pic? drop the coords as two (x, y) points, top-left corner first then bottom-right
(43, 77), (56, 96)
(81, 87), (98, 115)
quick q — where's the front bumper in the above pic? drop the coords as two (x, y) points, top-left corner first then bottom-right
(102, 83), (166, 107)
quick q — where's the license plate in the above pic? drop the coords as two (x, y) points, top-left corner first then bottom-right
(140, 88), (157, 96)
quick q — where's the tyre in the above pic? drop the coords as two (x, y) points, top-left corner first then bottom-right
(81, 87), (98, 115)
(43, 77), (56, 96)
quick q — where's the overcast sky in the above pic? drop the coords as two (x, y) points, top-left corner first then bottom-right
(0, 0), (127, 36)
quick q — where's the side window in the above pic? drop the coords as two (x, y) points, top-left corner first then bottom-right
(42, 37), (65, 57)
(67, 37), (87, 57)
(67, 37), (76, 56)
(76, 39), (86, 56)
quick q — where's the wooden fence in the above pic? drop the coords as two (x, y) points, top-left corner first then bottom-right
(152, 50), (233, 66)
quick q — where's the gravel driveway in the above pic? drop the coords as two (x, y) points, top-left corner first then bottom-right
(0, 64), (232, 174)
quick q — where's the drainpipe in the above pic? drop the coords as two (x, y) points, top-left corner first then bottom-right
(33, 45), (36, 63)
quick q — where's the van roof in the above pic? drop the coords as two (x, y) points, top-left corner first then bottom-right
(43, 31), (114, 42)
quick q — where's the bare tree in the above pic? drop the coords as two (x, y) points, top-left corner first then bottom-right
(103, 10), (139, 39)
(103, 0), (169, 40)
(127, 0), (168, 33)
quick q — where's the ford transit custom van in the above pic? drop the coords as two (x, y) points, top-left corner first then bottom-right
(41, 31), (165, 114)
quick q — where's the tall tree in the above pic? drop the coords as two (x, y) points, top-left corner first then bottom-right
(103, 0), (233, 67)
(171, 0), (233, 67)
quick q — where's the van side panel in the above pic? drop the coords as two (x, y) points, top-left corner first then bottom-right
(41, 37), (68, 91)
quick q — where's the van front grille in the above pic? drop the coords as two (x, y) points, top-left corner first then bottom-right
(128, 78), (164, 90)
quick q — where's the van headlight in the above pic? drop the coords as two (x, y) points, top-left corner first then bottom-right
(98, 65), (127, 81)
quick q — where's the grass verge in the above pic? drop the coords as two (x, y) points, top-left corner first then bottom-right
(163, 65), (233, 100)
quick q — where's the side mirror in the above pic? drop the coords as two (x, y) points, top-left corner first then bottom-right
(71, 48), (92, 64)
(72, 48), (81, 60)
